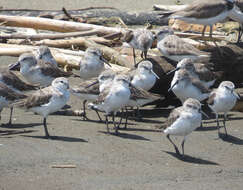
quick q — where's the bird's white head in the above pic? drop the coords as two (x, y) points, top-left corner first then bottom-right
(137, 61), (160, 79)
(36, 45), (52, 60)
(52, 77), (69, 91)
(219, 81), (239, 99)
(155, 26), (174, 41)
(9, 53), (37, 74)
(114, 74), (131, 88)
(183, 98), (201, 112)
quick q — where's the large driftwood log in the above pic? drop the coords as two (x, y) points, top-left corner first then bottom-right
(0, 43), (129, 72)
(0, 15), (125, 34)
(0, 8), (169, 26)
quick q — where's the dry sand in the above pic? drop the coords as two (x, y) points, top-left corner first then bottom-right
(0, 0), (243, 189)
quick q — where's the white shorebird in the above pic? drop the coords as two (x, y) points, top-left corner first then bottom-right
(169, 0), (235, 37)
(207, 81), (239, 137)
(163, 98), (203, 156)
(0, 70), (37, 93)
(79, 47), (111, 79)
(71, 69), (115, 121)
(169, 69), (210, 103)
(228, 1), (243, 42)
(130, 60), (160, 91)
(88, 74), (131, 134)
(12, 77), (70, 138)
(167, 58), (221, 88)
(9, 53), (73, 87)
(122, 28), (155, 65)
(36, 45), (57, 66)
(0, 83), (27, 125)
(0, 70), (37, 124)
(156, 26), (211, 62)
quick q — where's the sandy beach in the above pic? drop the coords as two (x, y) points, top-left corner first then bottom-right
(0, 0), (243, 189)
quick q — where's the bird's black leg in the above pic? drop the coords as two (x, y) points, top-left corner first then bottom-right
(117, 109), (123, 129)
(209, 25), (213, 38)
(144, 50), (148, 59)
(112, 113), (118, 135)
(43, 117), (50, 138)
(223, 113), (228, 137)
(202, 25), (207, 37)
(124, 107), (129, 129)
(181, 137), (186, 157)
(105, 115), (110, 134)
(8, 107), (13, 125)
(166, 134), (180, 155)
(95, 110), (102, 122)
(133, 48), (136, 65)
(237, 25), (243, 43)
(82, 100), (89, 120)
(216, 113), (221, 138)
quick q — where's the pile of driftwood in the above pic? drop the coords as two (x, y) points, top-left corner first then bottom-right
(0, 5), (243, 110)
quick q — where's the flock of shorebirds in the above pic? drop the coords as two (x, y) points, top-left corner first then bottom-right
(1, 0), (243, 157)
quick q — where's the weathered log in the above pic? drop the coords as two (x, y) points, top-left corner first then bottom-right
(0, 30), (100, 41)
(0, 8), (169, 26)
(0, 15), (125, 34)
(153, 4), (187, 11)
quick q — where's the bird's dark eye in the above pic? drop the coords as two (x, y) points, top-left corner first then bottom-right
(60, 81), (64, 83)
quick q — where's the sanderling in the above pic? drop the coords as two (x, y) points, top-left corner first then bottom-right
(207, 81), (239, 137)
(88, 74), (131, 134)
(228, 1), (243, 42)
(0, 70), (37, 94)
(130, 60), (160, 91)
(9, 53), (73, 87)
(0, 83), (27, 125)
(169, 69), (210, 103)
(156, 26), (211, 62)
(0, 69), (37, 124)
(167, 58), (221, 88)
(12, 77), (70, 138)
(122, 28), (154, 65)
(163, 98), (203, 156)
(71, 69), (115, 121)
(79, 47), (111, 79)
(36, 45), (57, 66)
(169, 0), (235, 37)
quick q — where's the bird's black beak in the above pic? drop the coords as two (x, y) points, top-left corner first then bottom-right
(100, 56), (111, 67)
(9, 61), (20, 71)
(166, 67), (179, 75)
(168, 80), (178, 92)
(85, 80), (99, 88)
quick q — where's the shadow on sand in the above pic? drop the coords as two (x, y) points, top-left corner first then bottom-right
(99, 131), (151, 141)
(21, 135), (88, 142)
(164, 151), (219, 165)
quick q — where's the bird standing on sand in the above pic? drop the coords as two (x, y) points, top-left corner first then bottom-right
(207, 81), (239, 138)
(0, 83), (27, 125)
(12, 77), (70, 138)
(79, 47), (111, 79)
(9, 53), (73, 87)
(36, 45), (58, 66)
(163, 98), (203, 156)
(169, 69), (210, 104)
(122, 28), (154, 65)
(130, 60), (160, 91)
(88, 75), (131, 134)
(71, 69), (115, 121)
(0, 70), (37, 124)
(167, 58), (221, 88)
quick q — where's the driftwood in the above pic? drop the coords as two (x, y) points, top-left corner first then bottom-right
(0, 15), (125, 34)
(0, 30), (101, 41)
(0, 8), (169, 26)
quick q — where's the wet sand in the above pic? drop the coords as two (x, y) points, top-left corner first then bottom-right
(1, 0), (243, 189)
